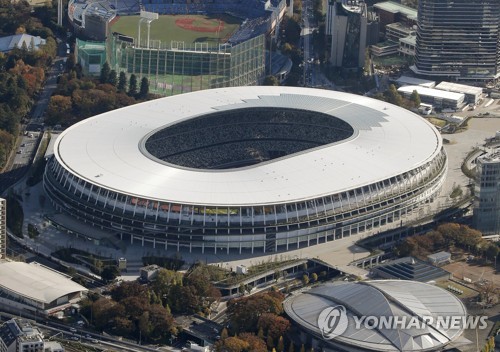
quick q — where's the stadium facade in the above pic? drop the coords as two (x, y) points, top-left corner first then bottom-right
(43, 87), (447, 254)
(69, 0), (287, 95)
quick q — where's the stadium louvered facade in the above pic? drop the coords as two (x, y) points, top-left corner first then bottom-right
(412, 0), (500, 81)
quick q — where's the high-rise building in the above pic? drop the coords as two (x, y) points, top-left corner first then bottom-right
(0, 198), (5, 260)
(327, 0), (377, 69)
(473, 151), (500, 235)
(411, 0), (500, 81)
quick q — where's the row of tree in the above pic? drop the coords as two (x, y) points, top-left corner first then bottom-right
(80, 264), (222, 342)
(47, 63), (152, 126)
(395, 223), (499, 262)
(0, 0), (59, 168)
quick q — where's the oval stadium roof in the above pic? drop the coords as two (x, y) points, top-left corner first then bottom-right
(283, 280), (467, 352)
(54, 86), (442, 206)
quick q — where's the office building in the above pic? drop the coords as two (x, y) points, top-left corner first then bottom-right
(0, 319), (44, 352)
(473, 151), (500, 235)
(327, 0), (377, 69)
(412, 0), (500, 81)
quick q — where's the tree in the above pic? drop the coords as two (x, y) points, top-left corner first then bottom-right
(108, 70), (118, 86)
(257, 313), (290, 340)
(277, 336), (284, 352)
(410, 89), (421, 107)
(300, 344), (305, 352)
(302, 274), (309, 286)
(384, 84), (403, 106)
(267, 335), (274, 349)
(239, 333), (267, 352)
(257, 327), (264, 340)
(486, 244), (499, 264)
(288, 343), (295, 352)
(118, 71), (127, 92)
(139, 76), (149, 98)
(221, 328), (229, 340)
(100, 62), (111, 84)
(311, 272), (318, 282)
(216, 336), (249, 352)
(263, 75), (279, 86)
(128, 74), (138, 96)
(101, 265), (120, 282)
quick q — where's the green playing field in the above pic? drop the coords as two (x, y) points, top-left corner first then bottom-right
(111, 14), (241, 45)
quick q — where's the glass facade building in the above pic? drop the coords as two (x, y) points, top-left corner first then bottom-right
(108, 33), (266, 96)
(412, 0), (500, 81)
(473, 152), (500, 235)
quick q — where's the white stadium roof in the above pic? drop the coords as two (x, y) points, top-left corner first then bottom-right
(0, 262), (87, 304)
(284, 280), (467, 352)
(54, 87), (442, 206)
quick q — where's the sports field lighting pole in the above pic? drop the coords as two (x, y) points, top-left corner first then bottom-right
(138, 11), (158, 49)
(57, 0), (62, 26)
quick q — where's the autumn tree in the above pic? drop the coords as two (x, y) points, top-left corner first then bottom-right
(257, 313), (290, 339)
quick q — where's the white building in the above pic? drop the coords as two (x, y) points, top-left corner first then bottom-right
(0, 261), (87, 316)
(397, 85), (465, 109)
(434, 81), (483, 105)
(0, 319), (44, 352)
(0, 34), (46, 53)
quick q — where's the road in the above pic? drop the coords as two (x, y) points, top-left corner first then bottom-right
(0, 38), (66, 195)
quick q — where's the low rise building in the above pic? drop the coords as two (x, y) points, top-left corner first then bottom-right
(0, 34), (46, 53)
(435, 81), (483, 105)
(427, 251), (451, 266)
(395, 76), (435, 88)
(397, 85), (465, 110)
(140, 264), (160, 282)
(0, 319), (44, 352)
(0, 261), (87, 316)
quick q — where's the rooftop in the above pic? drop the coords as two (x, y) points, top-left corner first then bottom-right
(373, 1), (417, 21)
(398, 85), (464, 101)
(396, 76), (436, 88)
(435, 82), (483, 96)
(284, 280), (467, 351)
(0, 261), (87, 304)
(54, 87), (442, 206)
(371, 257), (449, 282)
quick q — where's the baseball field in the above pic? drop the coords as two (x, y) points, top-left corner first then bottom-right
(111, 13), (241, 45)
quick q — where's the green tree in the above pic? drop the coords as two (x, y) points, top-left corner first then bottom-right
(263, 75), (279, 86)
(100, 62), (111, 84)
(384, 84), (403, 106)
(108, 69), (118, 86)
(311, 272), (318, 282)
(139, 76), (149, 98)
(118, 71), (127, 92)
(128, 74), (138, 97)
(302, 274), (309, 286)
(410, 89), (421, 107)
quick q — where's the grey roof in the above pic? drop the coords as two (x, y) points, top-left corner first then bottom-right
(371, 257), (449, 282)
(427, 251), (451, 261)
(373, 1), (417, 21)
(0, 34), (46, 53)
(0, 261), (87, 304)
(284, 280), (467, 352)
(435, 82), (483, 96)
(54, 87), (442, 206)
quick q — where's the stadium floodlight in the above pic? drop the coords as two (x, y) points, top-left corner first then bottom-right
(138, 10), (159, 49)
(140, 10), (159, 21)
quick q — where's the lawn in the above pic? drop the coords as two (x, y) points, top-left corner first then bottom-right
(111, 14), (241, 46)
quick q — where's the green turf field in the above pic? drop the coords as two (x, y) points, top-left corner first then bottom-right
(111, 14), (241, 45)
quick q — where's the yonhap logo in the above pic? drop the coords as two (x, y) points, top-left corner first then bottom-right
(317, 305), (349, 339)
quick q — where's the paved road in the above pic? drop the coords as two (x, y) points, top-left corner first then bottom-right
(0, 40), (66, 195)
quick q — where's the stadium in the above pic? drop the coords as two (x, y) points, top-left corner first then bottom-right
(69, 0), (286, 94)
(43, 87), (447, 254)
(283, 280), (468, 352)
